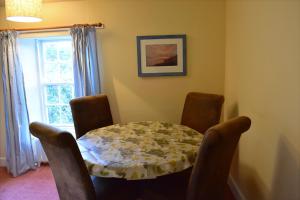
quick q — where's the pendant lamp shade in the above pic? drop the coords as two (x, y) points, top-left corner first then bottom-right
(5, 0), (42, 22)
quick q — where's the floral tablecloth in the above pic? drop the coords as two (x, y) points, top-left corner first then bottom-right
(77, 121), (203, 180)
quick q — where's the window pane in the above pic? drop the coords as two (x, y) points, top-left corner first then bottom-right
(47, 106), (60, 124)
(60, 63), (73, 82)
(59, 45), (72, 61)
(44, 63), (59, 82)
(45, 44), (58, 62)
(61, 105), (73, 124)
(46, 85), (59, 104)
(60, 85), (73, 104)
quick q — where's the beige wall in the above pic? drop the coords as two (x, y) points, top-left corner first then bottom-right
(225, 0), (300, 199)
(0, 0), (225, 157)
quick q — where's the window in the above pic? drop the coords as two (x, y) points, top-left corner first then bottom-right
(20, 35), (75, 134)
(39, 39), (74, 128)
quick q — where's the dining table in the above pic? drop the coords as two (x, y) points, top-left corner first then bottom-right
(77, 121), (204, 180)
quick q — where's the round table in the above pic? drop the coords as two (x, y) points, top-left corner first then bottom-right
(77, 121), (203, 180)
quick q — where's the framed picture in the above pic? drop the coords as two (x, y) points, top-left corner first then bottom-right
(137, 35), (186, 77)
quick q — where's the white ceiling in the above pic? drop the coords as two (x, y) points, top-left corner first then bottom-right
(0, 0), (80, 7)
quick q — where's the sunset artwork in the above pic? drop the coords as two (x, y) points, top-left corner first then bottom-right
(145, 44), (177, 67)
(137, 35), (186, 76)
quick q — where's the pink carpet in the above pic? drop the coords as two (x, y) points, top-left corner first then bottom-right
(0, 165), (59, 200)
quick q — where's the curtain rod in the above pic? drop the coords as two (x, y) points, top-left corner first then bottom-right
(0, 22), (104, 32)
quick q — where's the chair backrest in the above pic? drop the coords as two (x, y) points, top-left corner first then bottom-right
(29, 122), (96, 200)
(186, 116), (251, 200)
(70, 95), (113, 139)
(181, 92), (224, 133)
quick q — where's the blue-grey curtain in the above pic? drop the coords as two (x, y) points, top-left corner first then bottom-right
(70, 26), (101, 97)
(0, 31), (36, 177)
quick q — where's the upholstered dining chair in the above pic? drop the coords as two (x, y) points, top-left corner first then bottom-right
(140, 116), (251, 200)
(70, 95), (113, 139)
(181, 92), (224, 134)
(29, 122), (136, 200)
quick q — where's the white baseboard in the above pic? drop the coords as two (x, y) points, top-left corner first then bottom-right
(228, 175), (247, 200)
(0, 157), (6, 167)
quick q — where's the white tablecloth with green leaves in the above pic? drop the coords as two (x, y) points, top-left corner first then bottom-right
(77, 121), (203, 180)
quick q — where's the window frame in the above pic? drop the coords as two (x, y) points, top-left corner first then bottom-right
(36, 37), (75, 130)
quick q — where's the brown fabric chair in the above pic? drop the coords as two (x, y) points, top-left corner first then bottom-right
(181, 92), (224, 134)
(70, 95), (113, 139)
(29, 122), (137, 200)
(140, 116), (251, 200)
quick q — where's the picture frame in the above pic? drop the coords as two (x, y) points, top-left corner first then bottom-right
(137, 34), (186, 77)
